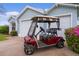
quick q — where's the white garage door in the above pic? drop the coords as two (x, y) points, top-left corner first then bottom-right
(57, 15), (71, 38)
(20, 21), (32, 37)
(20, 21), (46, 37)
(60, 15), (71, 29)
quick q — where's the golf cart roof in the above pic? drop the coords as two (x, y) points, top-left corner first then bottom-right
(31, 16), (59, 22)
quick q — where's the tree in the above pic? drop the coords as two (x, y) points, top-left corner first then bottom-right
(0, 25), (9, 34)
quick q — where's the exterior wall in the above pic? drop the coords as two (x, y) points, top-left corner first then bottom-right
(18, 9), (43, 37)
(47, 6), (77, 27)
(15, 19), (18, 31)
(9, 19), (14, 33)
(15, 5), (78, 37)
(47, 6), (78, 38)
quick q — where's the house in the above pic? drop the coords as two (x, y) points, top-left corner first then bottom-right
(8, 15), (18, 33)
(8, 3), (79, 38)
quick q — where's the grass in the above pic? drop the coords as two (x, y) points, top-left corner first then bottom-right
(0, 34), (8, 41)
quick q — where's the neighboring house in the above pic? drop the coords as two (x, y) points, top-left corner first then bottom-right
(8, 3), (79, 38)
(8, 15), (18, 33)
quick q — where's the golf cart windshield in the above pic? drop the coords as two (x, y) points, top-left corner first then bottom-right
(28, 21), (37, 36)
(28, 16), (60, 37)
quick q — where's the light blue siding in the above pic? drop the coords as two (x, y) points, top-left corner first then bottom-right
(47, 6), (77, 27)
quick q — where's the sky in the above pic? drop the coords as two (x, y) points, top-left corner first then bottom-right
(0, 3), (54, 25)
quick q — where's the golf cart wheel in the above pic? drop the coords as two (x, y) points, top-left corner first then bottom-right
(56, 41), (64, 48)
(24, 45), (35, 55)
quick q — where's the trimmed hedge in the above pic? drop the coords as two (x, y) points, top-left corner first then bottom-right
(65, 26), (79, 53)
(10, 30), (18, 36)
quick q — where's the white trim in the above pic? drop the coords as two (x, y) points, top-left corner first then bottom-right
(53, 13), (71, 17)
(21, 20), (31, 22)
(70, 13), (73, 27)
(47, 4), (58, 14)
(57, 3), (79, 7)
(47, 3), (79, 14)
(16, 5), (44, 20)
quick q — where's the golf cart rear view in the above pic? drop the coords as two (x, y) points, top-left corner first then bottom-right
(24, 16), (65, 55)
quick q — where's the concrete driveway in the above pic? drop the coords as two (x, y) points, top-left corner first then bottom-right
(0, 37), (78, 56)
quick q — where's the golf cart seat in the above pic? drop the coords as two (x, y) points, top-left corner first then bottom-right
(46, 28), (59, 35)
(40, 33), (51, 41)
(39, 30), (54, 41)
(40, 28), (61, 41)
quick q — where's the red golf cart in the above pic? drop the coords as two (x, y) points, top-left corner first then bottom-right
(24, 16), (65, 55)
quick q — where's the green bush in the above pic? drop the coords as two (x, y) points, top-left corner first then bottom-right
(10, 30), (18, 36)
(0, 25), (9, 34)
(65, 28), (79, 53)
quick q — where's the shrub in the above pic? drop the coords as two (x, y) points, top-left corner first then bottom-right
(65, 26), (79, 53)
(10, 30), (18, 36)
(0, 25), (9, 34)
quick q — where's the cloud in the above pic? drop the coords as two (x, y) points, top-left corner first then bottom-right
(0, 15), (9, 25)
(6, 11), (19, 16)
(0, 11), (19, 25)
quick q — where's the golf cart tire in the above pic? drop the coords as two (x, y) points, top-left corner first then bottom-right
(56, 41), (64, 48)
(24, 45), (35, 55)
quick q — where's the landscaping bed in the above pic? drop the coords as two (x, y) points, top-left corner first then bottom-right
(65, 25), (79, 53)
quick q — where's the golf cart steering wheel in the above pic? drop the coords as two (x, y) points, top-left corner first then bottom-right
(40, 27), (45, 32)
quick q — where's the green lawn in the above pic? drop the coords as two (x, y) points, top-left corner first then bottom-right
(0, 34), (8, 41)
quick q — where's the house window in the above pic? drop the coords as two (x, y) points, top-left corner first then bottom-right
(12, 22), (16, 30)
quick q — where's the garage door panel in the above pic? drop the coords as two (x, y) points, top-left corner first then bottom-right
(59, 15), (71, 29)
(20, 21), (32, 37)
(58, 15), (71, 38)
